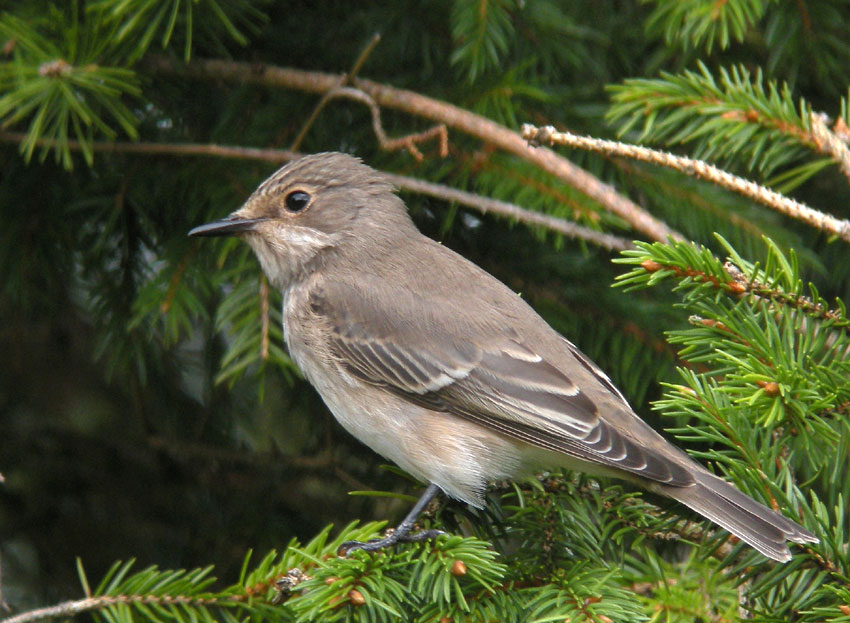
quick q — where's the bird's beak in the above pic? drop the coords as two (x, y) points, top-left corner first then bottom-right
(188, 216), (268, 237)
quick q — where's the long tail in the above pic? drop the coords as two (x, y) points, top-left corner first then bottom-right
(658, 470), (817, 562)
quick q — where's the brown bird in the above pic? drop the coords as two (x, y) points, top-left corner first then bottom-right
(189, 152), (817, 561)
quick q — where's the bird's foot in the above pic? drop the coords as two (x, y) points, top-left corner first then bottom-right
(338, 527), (445, 556)
(338, 483), (444, 556)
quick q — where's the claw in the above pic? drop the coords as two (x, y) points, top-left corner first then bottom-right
(338, 528), (445, 556)
(337, 483), (444, 556)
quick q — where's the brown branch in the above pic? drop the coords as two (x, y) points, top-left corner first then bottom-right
(641, 255), (849, 332)
(616, 159), (769, 239)
(523, 124), (850, 244)
(320, 86), (448, 160)
(0, 593), (228, 623)
(144, 56), (681, 243)
(290, 33), (381, 152)
(0, 132), (628, 250)
(723, 261), (849, 329)
(0, 131), (300, 161)
(1, 597), (108, 623)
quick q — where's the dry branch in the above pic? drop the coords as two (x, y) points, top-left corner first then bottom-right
(0, 132), (628, 250)
(522, 124), (850, 244)
(145, 56), (682, 243)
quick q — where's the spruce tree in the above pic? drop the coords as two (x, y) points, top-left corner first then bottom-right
(1, 2), (848, 622)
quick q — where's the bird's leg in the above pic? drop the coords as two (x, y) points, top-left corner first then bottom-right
(339, 483), (445, 556)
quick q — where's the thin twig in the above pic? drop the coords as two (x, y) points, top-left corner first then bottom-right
(321, 86), (448, 160)
(290, 33), (381, 151)
(0, 592), (235, 623)
(0, 597), (107, 623)
(0, 132), (627, 249)
(522, 124), (850, 244)
(145, 56), (682, 243)
(0, 132), (300, 161)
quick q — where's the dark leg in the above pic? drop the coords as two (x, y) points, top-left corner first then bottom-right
(339, 483), (444, 556)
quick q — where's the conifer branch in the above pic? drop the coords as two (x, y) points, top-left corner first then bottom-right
(636, 253), (850, 332)
(383, 172), (633, 251)
(606, 63), (842, 183)
(0, 131), (302, 161)
(144, 56), (682, 243)
(0, 131), (629, 250)
(1, 597), (109, 623)
(0, 594), (226, 623)
(522, 123), (850, 244)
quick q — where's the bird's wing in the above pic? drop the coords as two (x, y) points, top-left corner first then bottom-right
(310, 280), (694, 487)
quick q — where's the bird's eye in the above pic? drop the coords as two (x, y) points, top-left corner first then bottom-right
(284, 190), (311, 213)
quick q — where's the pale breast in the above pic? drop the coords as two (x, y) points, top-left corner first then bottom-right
(281, 283), (527, 507)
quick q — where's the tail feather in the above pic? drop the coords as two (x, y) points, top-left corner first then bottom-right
(659, 471), (817, 562)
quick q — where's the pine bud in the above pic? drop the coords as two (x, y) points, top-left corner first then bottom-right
(348, 589), (366, 606)
(450, 560), (467, 576)
(757, 380), (780, 396)
(641, 259), (662, 272)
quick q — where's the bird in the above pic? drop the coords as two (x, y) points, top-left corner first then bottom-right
(189, 151), (817, 561)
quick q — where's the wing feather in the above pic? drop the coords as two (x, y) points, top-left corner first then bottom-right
(312, 283), (694, 487)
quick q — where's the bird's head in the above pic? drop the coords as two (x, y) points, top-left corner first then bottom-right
(189, 152), (414, 290)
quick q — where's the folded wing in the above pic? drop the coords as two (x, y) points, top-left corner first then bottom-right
(311, 281), (694, 487)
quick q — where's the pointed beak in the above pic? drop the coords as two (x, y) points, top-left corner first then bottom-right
(188, 216), (268, 237)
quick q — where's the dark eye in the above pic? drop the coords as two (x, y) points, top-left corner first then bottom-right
(285, 190), (310, 213)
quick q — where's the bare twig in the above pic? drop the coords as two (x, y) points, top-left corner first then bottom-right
(0, 132), (627, 249)
(0, 132), (300, 161)
(321, 86), (448, 160)
(1, 597), (107, 623)
(145, 57), (681, 242)
(0, 591), (238, 623)
(522, 124), (850, 244)
(290, 33), (381, 152)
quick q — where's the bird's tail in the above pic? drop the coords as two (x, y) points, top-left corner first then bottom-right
(658, 470), (817, 562)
